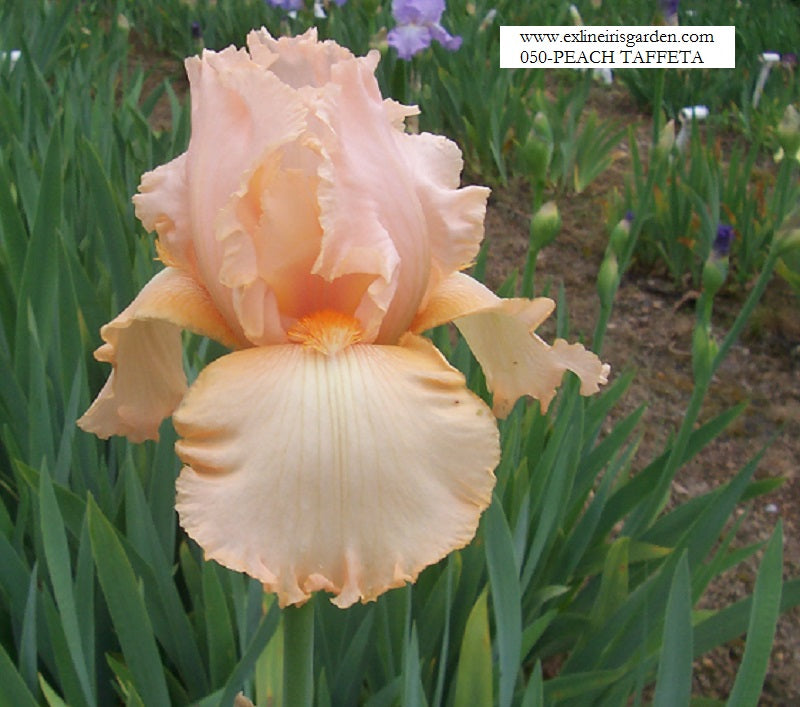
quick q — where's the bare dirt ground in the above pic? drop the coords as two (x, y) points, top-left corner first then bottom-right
(481, 84), (800, 704)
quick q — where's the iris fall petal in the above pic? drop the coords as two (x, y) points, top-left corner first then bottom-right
(174, 331), (499, 607)
(78, 268), (241, 442)
(413, 272), (610, 416)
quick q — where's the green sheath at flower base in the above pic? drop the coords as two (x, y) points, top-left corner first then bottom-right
(530, 201), (561, 253)
(692, 325), (717, 381)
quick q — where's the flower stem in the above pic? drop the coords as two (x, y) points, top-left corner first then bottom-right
(282, 599), (315, 707)
(626, 248), (779, 534)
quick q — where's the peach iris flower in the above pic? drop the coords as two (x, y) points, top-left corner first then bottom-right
(78, 29), (609, 608)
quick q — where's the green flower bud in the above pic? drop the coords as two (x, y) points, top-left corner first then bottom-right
(532, 110), (553, 143)
(609, 217), (632, 258)
(597, 252), (619, 309)
(530, 201), (561, 252)
(701, 257), (727, 296)
(776, 104), (800, 162)
(652, 119), (676, 161)
(520, 111), (554, 182)
(519, 138), (552, 183)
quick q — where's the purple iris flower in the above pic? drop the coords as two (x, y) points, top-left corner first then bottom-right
(713, 224), (734, 257)
(265, 0), (346, 9)
(659, 0), (679, 23)
(265, 0), (305, 10)
(387, 0), (462, 60)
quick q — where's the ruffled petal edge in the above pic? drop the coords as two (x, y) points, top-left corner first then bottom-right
(174, 332), (498, 607)
(78, 267), (243, 442)
(412, 272), (610, 416)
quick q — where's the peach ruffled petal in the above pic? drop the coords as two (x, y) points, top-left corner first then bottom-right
(174, 334), (498, 607)
(314, 52), (430, 343)
(383, 98), (420, 130)
(213, 148), (377, 344)
(133, 153), (194, 271)
(78, 268), (242, 442)
(214, 153), (316, 344)
(412, 273), (610, 416)
(398, 131), (490, 291)
(246, 28), (354, 89)
(183, 45), (307, 337)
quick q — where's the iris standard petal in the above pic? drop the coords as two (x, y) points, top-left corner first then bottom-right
(412, 272), (610, 416)
(215, 152), (322, 344)
(133, 153), (194, 271)
(183, 45), (307, 338)
(314, 52), (430, 342)
(247, 28), (355, 89)
(392, 0), (446, 25)
(174, 328), (498, 608)
(383, 97), (421, 129)
(397, 131), (489, 293)
(78, 268), (242, 442)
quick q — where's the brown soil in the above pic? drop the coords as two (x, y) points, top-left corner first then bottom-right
(482, 83), (800, 704)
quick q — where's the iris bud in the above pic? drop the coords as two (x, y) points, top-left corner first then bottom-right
(520, 112), (553, 182)
(530, 201), (561, 252)
(701, 224), (734, 296)
(609, 215), (632, 258)
(597, 253), (619, 309)
(776, 104), (800, 162)
(653, 119), (676, 161)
